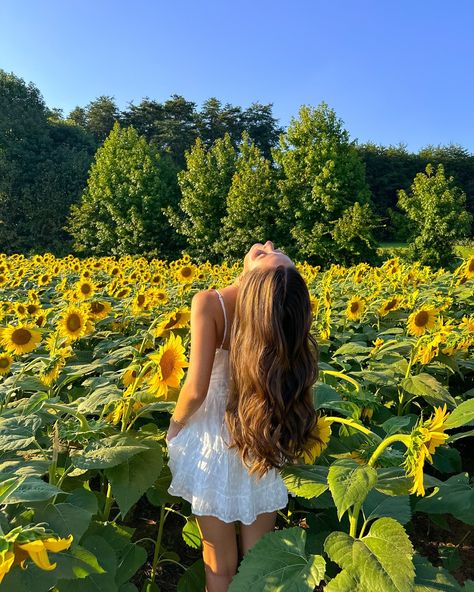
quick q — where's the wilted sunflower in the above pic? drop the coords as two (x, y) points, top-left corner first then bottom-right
(299, 415), (333, 464)
(57, 306), (89, 341)
(407, 306), (438, 337)
(0, 324), (42, 355)
(402, 404), (450, 496)
(345, 296), (366, 321)
(0, 352), (13, 375)
(146, 332), (189, 399)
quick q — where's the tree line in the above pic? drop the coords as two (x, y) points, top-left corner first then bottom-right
(0, 69), (472, 269)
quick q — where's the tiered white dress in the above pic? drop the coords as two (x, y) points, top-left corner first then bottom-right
(166, 289), (293, 525)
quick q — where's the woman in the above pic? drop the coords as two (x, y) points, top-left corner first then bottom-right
(166, 240), (321, 592)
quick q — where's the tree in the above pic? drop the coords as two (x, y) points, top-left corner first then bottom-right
(65, 121), (180, 258)
(0, 69), (94, 254)
(169, 134), (236, 262)
(273, 102), (377, 267)
(397, 163), (472, 269)
(219, 132), (281, 262)
(196, 98), (244, 148)
(83, 95), (120, 144)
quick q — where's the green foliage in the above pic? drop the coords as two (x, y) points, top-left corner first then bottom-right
(0, 69), (95, 255)
(273, 102), (379, 266)
(172, 134), (237, 262)
(219, 132), (281, 261)
(228, 526), (326, 591)
(397, 163), (472, 269)
(324, 517), (415, 591)
(65, 121), (181, 258)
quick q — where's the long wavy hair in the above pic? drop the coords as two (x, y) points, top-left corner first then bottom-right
(223, 264), (322, 479)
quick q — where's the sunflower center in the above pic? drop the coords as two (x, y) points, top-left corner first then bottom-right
(469, 259), (474, 272)
(160, 350), (176, 380)
(67, 313), (82, 332)
(385, 299), (397, 311)
(81, 283), (92, 295)
(414, 311), (429, 327)
(27, 304), (38, 314)
(90, 302), (105, 313)
(137, 294), (145, 305)
(0, 357), (10, 368)
(12, 328), (33, 345)
(181, 267), (192, 278)
(350, 302), (360, 313)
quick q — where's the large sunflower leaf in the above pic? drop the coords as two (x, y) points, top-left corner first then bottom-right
(228, 526), (326, 591)
(70, 433), (150, 470)
(280, 464), (329, 499)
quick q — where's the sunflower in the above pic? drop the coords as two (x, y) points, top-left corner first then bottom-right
(12, 534), (73, 572)
(0, 324), (42, 355)
(407, 306), (438, 337)
(152, 308), (191, 338)
(175, 264), (197, 285)
(464, 255), (474, 279)
(402, 404), (450, 496)
(459, 315), (474, 333)
(146, 332), (189, 399)
(299, 415), (333, 464)
(377, 295), (402, 317)
(88, 300), (112, 320)
(0, 352), (13, 375)
(113, 285), (132, 299)
(57, 305), (89, 341)
(74, 277), (97, 300)
(345, 296), (366, 321)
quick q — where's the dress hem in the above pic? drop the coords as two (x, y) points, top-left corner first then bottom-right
(167, 485), (290, 525)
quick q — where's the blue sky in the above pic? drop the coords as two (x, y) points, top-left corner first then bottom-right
(1, 0), (473, 153)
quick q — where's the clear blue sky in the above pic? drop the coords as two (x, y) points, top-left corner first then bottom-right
(1, 0), (473, 153)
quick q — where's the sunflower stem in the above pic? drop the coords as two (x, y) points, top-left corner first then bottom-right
(150, 504), (167, 582)
(367, 434), (411, 467)
(324, 416), (380, 439)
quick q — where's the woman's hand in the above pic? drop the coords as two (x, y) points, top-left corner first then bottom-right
(166, 418), (184, 442)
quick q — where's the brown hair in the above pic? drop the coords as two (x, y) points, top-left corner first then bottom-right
(223, 264), (322, 479)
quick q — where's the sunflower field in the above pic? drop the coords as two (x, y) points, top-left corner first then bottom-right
(0, 251), (473, 591)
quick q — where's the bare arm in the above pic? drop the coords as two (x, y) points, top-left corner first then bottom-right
(166, 290), (218, 439)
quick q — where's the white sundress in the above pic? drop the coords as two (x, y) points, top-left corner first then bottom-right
(166, 288), (295, 525)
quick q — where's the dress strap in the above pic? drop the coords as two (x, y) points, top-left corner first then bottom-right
(214, 289), (228, 348)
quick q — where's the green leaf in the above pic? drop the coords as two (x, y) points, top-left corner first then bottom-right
(400, 373), (455, 407)
(444, 398), (474, 429)
(325, 569), (358, 591)
(415, 473), (474, 524)
(280, 464), (329, 499)
(327, 459), (378, 520)
(228, 526), (326, 591)
(70, 433), (150, 470)
(413, 553), (462, 591)
(326, 518), (414, 591)
(362, 489), (411, 524)
(2, 475), (63, 503)
(0, 415), (42, 450)
(375, 467), (412, 496)
(104, 438), (163, 518)
(0, 475), (26, 504)
(353, 518), (414, 591)
(177, 558), (206, 592)
(182, 516), (202, 549)
(333, 342), (372, 357)
(35, 502), (92, 545)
